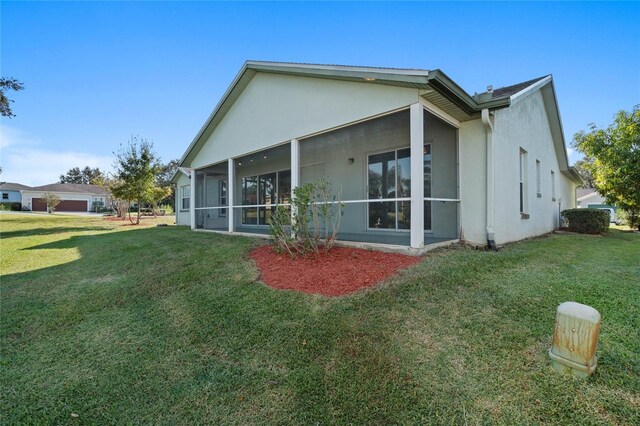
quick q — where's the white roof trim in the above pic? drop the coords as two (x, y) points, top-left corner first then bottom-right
(509, 75), (552, 104)
(178, 167), (193, 177)
(245, 61), (432, 78)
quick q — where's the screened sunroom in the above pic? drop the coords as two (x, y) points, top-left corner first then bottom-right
(190, 104), (460, 249)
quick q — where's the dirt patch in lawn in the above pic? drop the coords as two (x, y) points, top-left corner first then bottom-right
(250, 245), (421, 297)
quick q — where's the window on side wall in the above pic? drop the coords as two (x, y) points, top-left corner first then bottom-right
(519, 148), (529, 218)
(535, 160), (541, 197)
(181, 185), (190, 211)
(2, 193), (8, 200)
(551, 170), (556, 201)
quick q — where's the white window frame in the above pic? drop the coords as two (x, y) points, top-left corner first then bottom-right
(180, 185), (190, 211)
(535, 160), (541, 198)
(218, 180), (227, 217)
(519, 148), (528, 215)
(2, 193), (9, 200)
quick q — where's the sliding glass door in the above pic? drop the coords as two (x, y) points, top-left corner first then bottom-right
(367, 145), (431, 231)
(241, 170), (291, 226)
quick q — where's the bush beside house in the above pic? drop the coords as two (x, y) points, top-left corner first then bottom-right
(561, 208), (610, 234)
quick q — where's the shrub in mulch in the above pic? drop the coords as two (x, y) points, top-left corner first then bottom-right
(250, 245), (420, 297)
(561, 208), (610, 234)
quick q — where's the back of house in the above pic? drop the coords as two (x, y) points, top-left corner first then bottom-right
(172, 61), (581, 250)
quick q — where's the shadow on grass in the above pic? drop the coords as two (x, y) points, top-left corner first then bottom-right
(1, 226), (112, 239)
(3, 226), (639, 424)
(1, 224), (428, 424)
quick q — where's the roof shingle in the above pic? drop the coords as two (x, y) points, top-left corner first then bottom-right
(0, 182), (32, 191)
(28, 183), (108, 195)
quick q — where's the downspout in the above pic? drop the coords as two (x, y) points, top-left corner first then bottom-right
(481, 109), (497, 250)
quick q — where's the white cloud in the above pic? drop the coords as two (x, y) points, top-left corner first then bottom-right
(0, 125), (113, 186)
(0, 124), (38, 149)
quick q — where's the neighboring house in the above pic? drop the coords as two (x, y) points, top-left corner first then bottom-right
(577, 188), (617, 222)
(0, 182), (31, 205)
(172, 61), (582, 250)
(22, 183), (109, 212)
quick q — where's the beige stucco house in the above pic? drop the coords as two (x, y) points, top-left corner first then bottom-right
(172, 61), (581, 251)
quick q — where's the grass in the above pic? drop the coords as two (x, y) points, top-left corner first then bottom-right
(1, 214), (638, 424)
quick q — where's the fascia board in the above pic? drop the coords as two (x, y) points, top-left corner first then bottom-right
(246, 61), (431, 84)
(509, 75), (553, 104)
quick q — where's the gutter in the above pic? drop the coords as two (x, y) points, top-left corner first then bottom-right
(426, 70), (511, 115)
(481, 109), (497, 250)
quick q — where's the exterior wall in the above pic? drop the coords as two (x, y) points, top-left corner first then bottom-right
(491, 90), (577, 244)
(425, 111), (458, 239)
(458, 118), (488, 245)
(21, 191), (94, 212)
(190, 72), (420, 169)
(299, 110), (411, 238)
(221, 109), (458, 242)
(175, 174), (191, 226)
(1, 190), (23, 203)
(202, 175), (228, 229)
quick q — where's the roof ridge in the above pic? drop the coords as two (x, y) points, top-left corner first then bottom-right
(246, 60), (431, 73)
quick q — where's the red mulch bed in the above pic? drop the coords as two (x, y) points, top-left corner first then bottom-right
(250, 245), (421, 297)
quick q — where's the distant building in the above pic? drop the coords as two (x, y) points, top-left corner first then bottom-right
(577, 188), (617, 222)
(0, 182), (31, 205)
(21, 183), (109, 212)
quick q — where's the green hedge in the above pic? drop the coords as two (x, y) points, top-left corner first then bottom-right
(0, 202), (22, 211)
(561, 208), (610, 234)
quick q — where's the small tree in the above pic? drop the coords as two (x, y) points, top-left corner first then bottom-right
(156, 159), (179, 209)
(269, 179), (343, 258)
(311, 178), (343, 252)
(572, 105), (640, 230)
(148, 186), (172, 216)
(42, 192), (61, 213)
(111, 136), (162, 225)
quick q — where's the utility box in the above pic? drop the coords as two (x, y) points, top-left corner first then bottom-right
(549, 302), (601, 378)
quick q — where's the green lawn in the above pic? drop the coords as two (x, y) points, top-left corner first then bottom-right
(1, 214), (638, 424)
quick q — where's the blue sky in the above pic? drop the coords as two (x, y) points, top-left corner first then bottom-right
(1, 1), (638, 185)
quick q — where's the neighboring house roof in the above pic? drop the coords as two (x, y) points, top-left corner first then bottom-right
(577, 188), (596, 199)
(175, 61), (582, 185)
(26, 183), (109, 195)
(577, 189), (606, 203)
(0, 182), (32, 191)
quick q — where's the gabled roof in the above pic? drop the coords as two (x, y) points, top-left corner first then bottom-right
(0, 182), (32, 191)
(175, 61), (580, 184)
(473, 76), (549, 102)
(26, 183), (108, 195)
